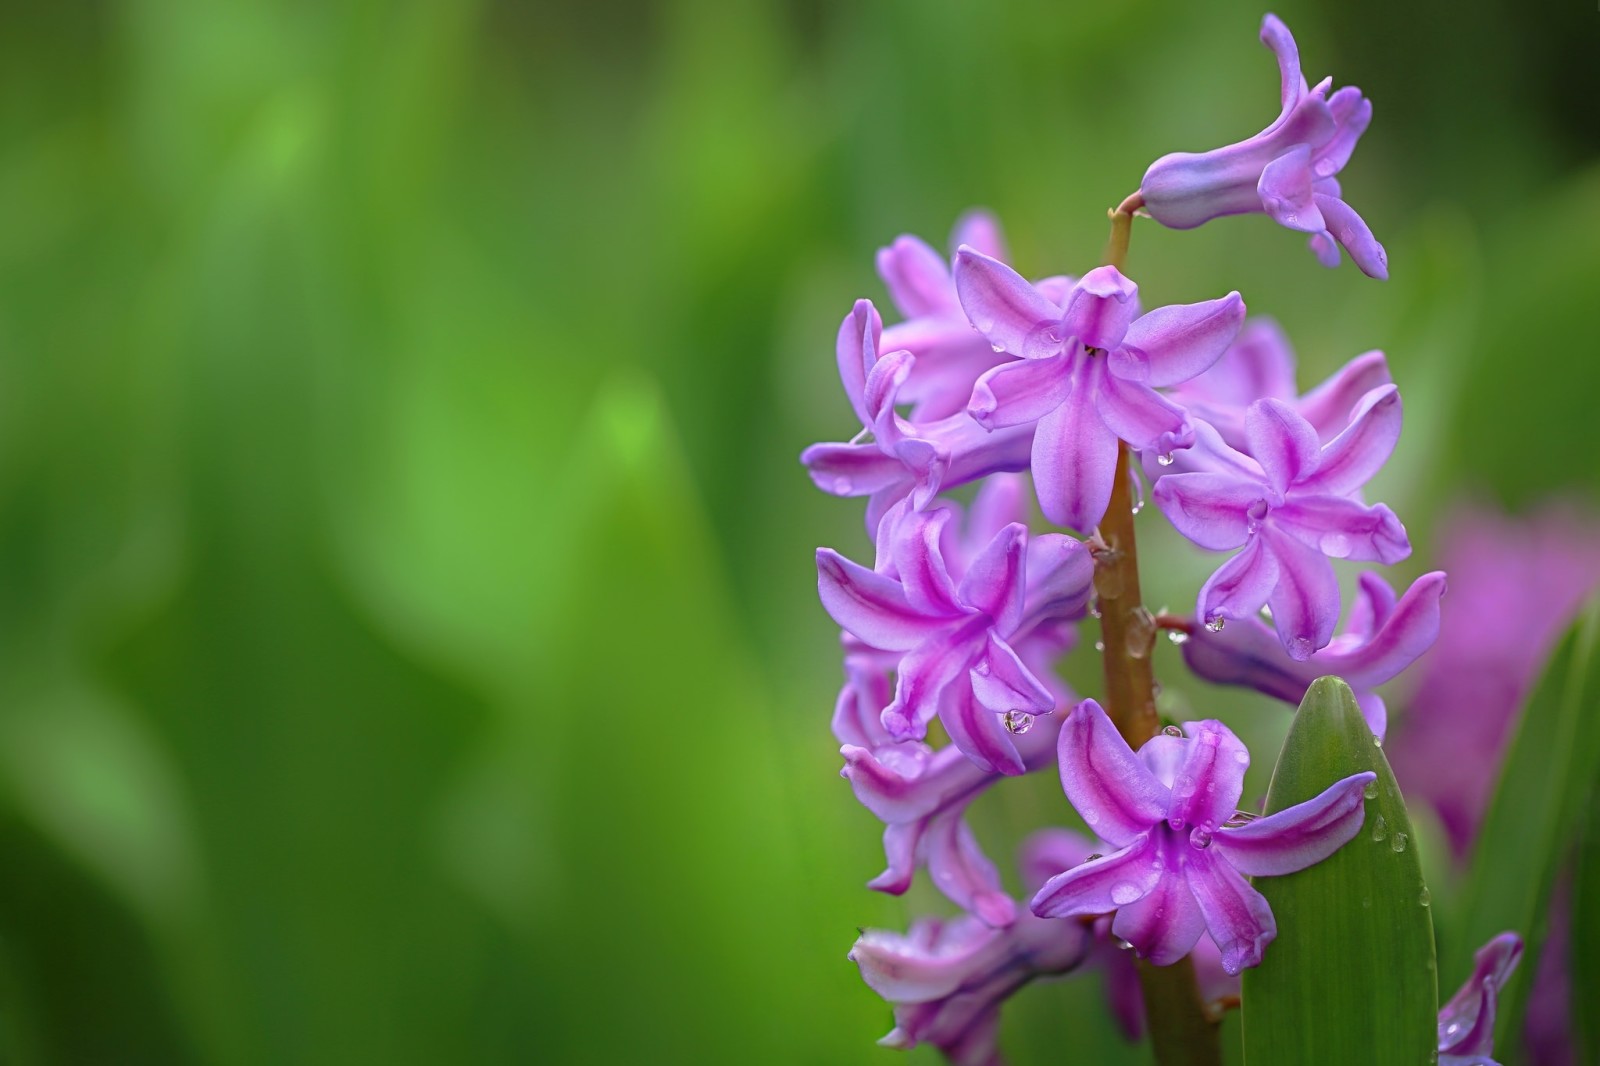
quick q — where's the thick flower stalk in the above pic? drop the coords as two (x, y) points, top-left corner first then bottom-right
(1030, 701), (1373, 975)
(1138, 14), (1388, 277)
(954, 250), (1244, 532)
(1153, 389), (1410, 657)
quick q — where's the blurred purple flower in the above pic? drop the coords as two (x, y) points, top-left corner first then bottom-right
(953, 249), (1243, 532)
(1138, 14), (1388, 278)
(1386, 503), (1600, 858)
(850, 833), (1100, 1066)
(1437, 932), (1522, 1066)
(801, 299), (1033, 534)
(1152, 390), (1409, 658)
(1181, 570), (1447, 739)
(817, 498), (1092, 774)
(1030, 701), (1373, 974)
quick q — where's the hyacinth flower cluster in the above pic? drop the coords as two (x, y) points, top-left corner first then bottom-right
(804, 13), (1531, 1066)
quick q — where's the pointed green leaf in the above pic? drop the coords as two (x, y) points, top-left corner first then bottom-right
(1242, 676), (1437, 1066)
(1449, 597), (1600, 1053)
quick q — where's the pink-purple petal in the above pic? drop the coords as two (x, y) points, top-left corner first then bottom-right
(1296, 350), (1392, 442)
(816, 547), (943, 651)
(1212, 771), (1374, 876)
(1168, 719), (1250, 831)
(1298, 384), (1402, 497)
(1029, 832), (1163, 919)
(837, 299), (882, 427)
(1061, 266), (1140, 351)
(940, 681), (1027, 777)
(1096, 373), (1195, 456)
(1152, 472), (1261, 550)
(1183, 847), (1277, 975)
(957, 523), (1028, 631)
(1274, 495), (1411, 564)
(924, 811), (1019, 928)
(1032, 363), (1120, 533)
(1198, 535), (1281, 627)
(1260, 524), (1341, 658)
(876, 235), (955, 319)
(1110, 841), (1208, 965)
(1257, 145), (1325, 233)
(1116, 291), (1247, 388)
(953, 247), (1065, 359)
(1057, 699), (1170, 846)
(1246, 398), (1322, 494)
(881, 614), (990, 739)
(1314, 192), (1388, 279)
(968, 354), (1073, 430)
(890, 506), (967, 617)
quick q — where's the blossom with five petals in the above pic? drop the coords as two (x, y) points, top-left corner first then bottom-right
(1030, 700), (1373, 975)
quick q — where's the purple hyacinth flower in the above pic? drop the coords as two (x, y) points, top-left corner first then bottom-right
(817, 501), (1092, 774)
(1437, 932), (1522, 1066)
(953, 248), (1244, 532)
(1152, 388), (1411, 658)
(1386, 502), (1600, 859)
(1164, 317), (1392, 451)
(835, 643), (1069, 926)
(1181, 570), (1447, 739)
(1138, 14), (1388, 278)
(801, 299), (1033, 533)
(874, 211), (1018, 421)
(1030, 700), (1374, 975)
(850, 837), (1098, 1066)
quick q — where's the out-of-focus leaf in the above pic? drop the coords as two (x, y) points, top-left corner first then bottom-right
(1574, 779), (1600, 1064)
(1242, 676), (1437, 1066)
(1449, 597), (1600, 1054)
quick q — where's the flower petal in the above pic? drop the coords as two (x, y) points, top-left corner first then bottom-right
(924, 810), (1019, 928)
(1184, 847), (1277, 975)
(970, 633), (1053, 716)
(1115, 291), (1247, 388)
(800, 441), (909, 498)
(954, 246), (1065, 359)
(1314, 192), (1388, 280)
(940, 680), (1026, 777)
(1017, 534), (1094, 634)
(957, 523), (1027, 631)
(1258, 145), (1325, 233)
(1274, 495), (1411, 564)
(1030, 832), (1163, 918)
(817, 547), (942, 651)
(1111, 838), (1208, 965)
(1298, 384), (1402, 497)
(876, 235), (956, 318)
(1168, 719), (1251, 831)
(890, 506), (967, 617)
(1097, 373), (1195, 456)
(837, 299), (882, 427)
(1057, 699), (1170, 846)
(881, 615), (990, 739)
(1260, 13), (1305, 115)
(968, 353), (1073, 430)
(1295, 350), (1392, 442)
(868, 821), (920, 895)
(1212, 771), (1374, 875)
(1018, 828), (1098, 895)
(1245, 398), (1321, 495)
(1260, 524), (1341, 659)
(1153, 472), (1261, 550)
(1032, 362), (1120, 533)
(1437, 932), (1523, 1056)
(1060, 266), (1139, 351)
(951, 209), (1009, 262)
(1198, 535), (1281, 628)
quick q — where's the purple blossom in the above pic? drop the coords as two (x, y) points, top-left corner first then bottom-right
(1181, 570), (1447, 739)
(953, 249), (1244, 532)
(801, 299), (1033, 534)
(1152, 389), (1410, 658)
(850, 834), (1099, 1066)
(1387, 502), (1600, 859)
(1137, 14), (1387, 278)
(1164, 317), (1392, 451)
(1031, 700), (1373, 974)
(874, 212), (1019, 421)
(1437, 933), (1523, 1066)
(817, 498), (1092, 774)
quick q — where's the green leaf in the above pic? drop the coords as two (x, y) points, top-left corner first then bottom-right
(1574, 780), (1600, 1065)
(1241, 676), (1438, 1066)
(1449, 597), (1600, 1055)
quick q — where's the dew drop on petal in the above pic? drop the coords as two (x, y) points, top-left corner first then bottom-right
(1084, 853), (1103, 864)
(1189, 827), (1213, 849)
(1371, 814), (1387, 842)
(1390, 832), (1409, 853)
(1320, 531), (1353, 557)
(1110, 882), (1142, 906)
(832, 476), (853, 494)
(1083, 810), (1100, 827)
(1205, 616), (1226, 633)
(1163, 725), (1183, 738)
(991, 343), (1006, 353)
(1003, 710), (1035, 735)
(973, 660), (992, 677)
(1232, 748), (1249, 765)
(1088, 597), (1102, 619)
(1157, 453), (1176, 467)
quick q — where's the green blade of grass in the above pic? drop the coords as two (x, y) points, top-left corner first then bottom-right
(1241, 676), (1438, 1066)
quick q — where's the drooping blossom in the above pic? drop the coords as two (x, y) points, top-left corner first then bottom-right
(954, 249), (1244, 531)
(1138, 14), (1388, 278)
(1031, 700), (1373, 975)
(1437, 933), (1523, 1066)
(849, 833), (1100, 1066)
(873, 211), (1021, 421)
(1386, 502), (1600, 858)
(1181, 569), (1447, 739)
(817, 497), (1092, 774)
(1152, 389), (1410, 658)
(1163, 317), (1392, 451)
(801, 299), (1034, 534)
(834, 642), (1066, 927)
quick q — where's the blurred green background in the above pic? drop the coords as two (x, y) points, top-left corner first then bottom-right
(0, 1), (1595, 1063)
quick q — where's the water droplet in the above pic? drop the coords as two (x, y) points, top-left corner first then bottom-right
(1167, 629), (1190, 645)
(990, 342), (1006, 354)
(1371, 814), (1387, 842)
(1232, 749), (1249, 764)
(1246, 499), (1269, 532)
(1289, 637), (1315, 659)
(1093, 640), (1105, 652)
(1092, 563), (1123, 600)
(1162, 725), (1183, 738)
(1364, 781), (1379, 800)
(1373, 733), (1383, 748)
(1083, 811), (1100, 827)
(1114, 937), (1135, 951)
(1084, 853), (1103, 864)
(1390, 832), (1409, 853)
(1419, 887), (1431, 907)
(1110, 882), (1142, 906)
(1125, 606), (1157, 659)
(1157, 453), (1176, 467)
(1205, 617), (1226, 633)
(1321, 532), (1353, 557)
(1131, 499), (1144, 515)
(1003, 710), (1035, 735)
(1088, 597), (1102, 619)
(832, 476), (853, 494)
(973, 660), (992, 677)
(1189, 827), (1213, 849)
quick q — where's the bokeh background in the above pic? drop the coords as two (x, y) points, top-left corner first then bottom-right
(0, 1), (1596, 1063)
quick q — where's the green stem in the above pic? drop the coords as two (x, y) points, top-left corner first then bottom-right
(1094, 196), (1223, 1066)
